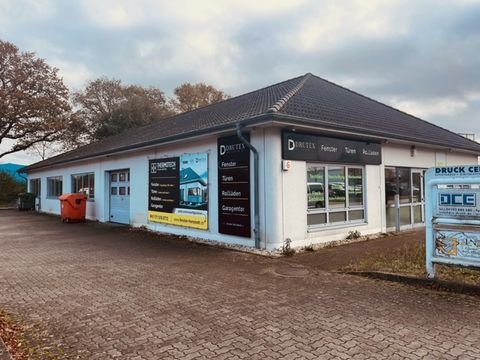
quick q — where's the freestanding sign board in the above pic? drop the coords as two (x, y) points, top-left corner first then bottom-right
(425, 166), (480, 278)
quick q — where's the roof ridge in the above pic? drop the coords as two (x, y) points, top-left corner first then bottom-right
(155, 74), (308, 121)
(267, 73), (312, 113)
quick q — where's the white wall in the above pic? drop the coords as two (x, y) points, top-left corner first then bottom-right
(281, 140), (479, 249)
(27, 130), (274, 249)
(382, 144), (477, 168)
(27, 128), (480, 251)
(282, 160), (384, 248)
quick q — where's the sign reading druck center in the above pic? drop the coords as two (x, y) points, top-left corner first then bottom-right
(148, 154), (208, 230)
(218, 134), (251, 238)
(425, 165), (480, 278)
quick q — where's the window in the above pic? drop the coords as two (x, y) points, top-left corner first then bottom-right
(188, 187), (201, 196)
(307, 164), (365, 227)
(72, 173), (95, 199)
(29, 178), (41, 197)
(47, 176), (63, 197)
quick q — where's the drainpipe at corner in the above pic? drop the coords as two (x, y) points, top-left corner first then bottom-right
(236, 123), (261, 249)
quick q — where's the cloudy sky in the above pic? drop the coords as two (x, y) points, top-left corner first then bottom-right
(1, 0), (480, 164)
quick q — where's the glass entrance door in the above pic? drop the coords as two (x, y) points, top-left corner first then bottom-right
(411, 170), (425, 225)
(385, 167), (425, 230)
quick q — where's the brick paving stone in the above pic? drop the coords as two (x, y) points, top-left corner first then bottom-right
(1, 210), (480, 359)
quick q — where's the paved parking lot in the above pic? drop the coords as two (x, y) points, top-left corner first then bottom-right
(1, 210), (480, 359)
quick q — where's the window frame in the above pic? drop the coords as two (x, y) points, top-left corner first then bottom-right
(47, 176), (63, 198)
(307, 163), (366, 229)
(71, 172), (95, 200)
(29, 178), (41, 197)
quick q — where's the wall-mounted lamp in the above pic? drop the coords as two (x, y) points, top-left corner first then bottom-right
(410, 145), (417, 157)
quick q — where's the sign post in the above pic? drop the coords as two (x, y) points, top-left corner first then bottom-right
(425, 165), (480, 278)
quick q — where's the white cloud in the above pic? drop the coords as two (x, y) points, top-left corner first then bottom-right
(291, 0), (411, 53)
(80, 0), (306, 28)
(0, 0), (55, 24)
(0, 140), (41, 165)
(50, 59), (93, 90)
(389, 97), (469, 119)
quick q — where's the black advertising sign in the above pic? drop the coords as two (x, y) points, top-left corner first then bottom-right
(282, 131), (381, 165)
(148, 157), (180, 213)
(148, 154), (209, 230)
(218, 134), (251, 238)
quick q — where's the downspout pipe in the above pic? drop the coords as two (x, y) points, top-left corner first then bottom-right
(236, 123), (261, 249)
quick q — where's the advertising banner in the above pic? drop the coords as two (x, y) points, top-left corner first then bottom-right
(435, 229), (480, 261)
(148, 153), (208, 230)
(282, 131), (381, 165)
(218, 135), (251, 237)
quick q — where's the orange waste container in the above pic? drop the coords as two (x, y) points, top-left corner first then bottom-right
(59, 193), (87, 222)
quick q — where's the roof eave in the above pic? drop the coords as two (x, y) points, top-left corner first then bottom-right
(21, 113), (276, 173)
(271, 113), (480, 155)
(22, 111), (480, 174)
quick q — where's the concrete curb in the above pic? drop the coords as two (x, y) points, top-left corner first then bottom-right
(344, 271), (480, 297)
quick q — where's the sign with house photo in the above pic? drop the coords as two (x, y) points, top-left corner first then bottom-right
(148, 153), (208, 230)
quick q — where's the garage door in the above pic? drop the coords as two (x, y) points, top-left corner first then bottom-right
(109, 170), (130, 224)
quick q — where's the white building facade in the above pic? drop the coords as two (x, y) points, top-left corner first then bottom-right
(24, 74), (480, 250)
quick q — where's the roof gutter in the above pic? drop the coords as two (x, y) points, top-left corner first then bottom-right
(235, 123), (261, 249)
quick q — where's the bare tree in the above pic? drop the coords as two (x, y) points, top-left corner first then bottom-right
(26, 140), (64, 160)
(0, 40), (71, 159)
(71, 78), (175, 143)
(172, 82), (230, 113)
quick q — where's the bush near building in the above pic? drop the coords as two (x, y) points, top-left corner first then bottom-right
(0, 171), (26, 206)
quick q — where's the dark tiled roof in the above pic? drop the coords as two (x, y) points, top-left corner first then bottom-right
(23, 73), (480, 172)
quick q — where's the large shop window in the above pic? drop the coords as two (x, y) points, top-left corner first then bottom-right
(72, 173), (95, 199)
(47, 176), (63, 198)
(307, 164), (365, 227)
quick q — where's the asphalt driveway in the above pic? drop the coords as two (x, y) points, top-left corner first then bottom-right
(0, 210), (479, 359)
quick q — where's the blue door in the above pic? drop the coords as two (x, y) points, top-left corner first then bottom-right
(109, 170), (130, 224)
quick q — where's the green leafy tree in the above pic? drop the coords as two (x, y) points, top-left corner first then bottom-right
(0, 40), (71, 158)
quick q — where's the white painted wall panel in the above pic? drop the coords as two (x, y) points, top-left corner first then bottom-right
(27, 133), (265, 249)
(383, 144), (477, 168)
(26, 127), (480, 251)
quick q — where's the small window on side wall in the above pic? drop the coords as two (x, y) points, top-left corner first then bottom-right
(72, 173), (95, 199)
(47, 176), (63, 198)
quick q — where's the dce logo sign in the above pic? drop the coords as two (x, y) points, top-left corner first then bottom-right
(439, 193), (476, 207)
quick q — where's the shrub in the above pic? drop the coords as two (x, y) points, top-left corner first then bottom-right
(0, 171), (26, 206)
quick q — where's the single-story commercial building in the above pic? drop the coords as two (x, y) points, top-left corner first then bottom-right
(22, 73), (480, 250)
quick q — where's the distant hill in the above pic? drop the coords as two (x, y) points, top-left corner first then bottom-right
(0, 163), (26, 182)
